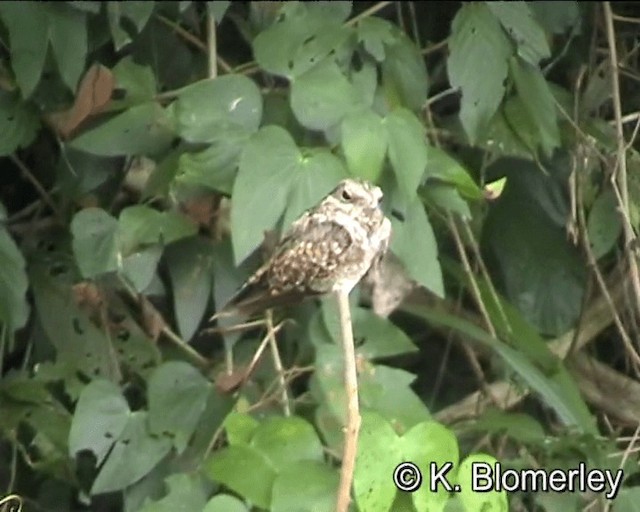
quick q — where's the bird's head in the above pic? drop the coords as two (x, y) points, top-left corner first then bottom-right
(330, 178), (383, 211)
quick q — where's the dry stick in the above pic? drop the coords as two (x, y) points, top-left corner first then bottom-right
(207, 11), (217, 80)
(265, 309), (291, 416)
(335, 290), (360, 512)
(9, 154), (62, 222)
(603, 3), (640, 318)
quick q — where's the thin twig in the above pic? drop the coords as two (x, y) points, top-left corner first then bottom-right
(345, 1), (393, 27)
(603, 2), (640, 318)
(207, 10), (217, 80)
(117, 275), (210, 369)
(265, 309), (291, 416)
(335, 290), (360, 512)
(9, 154), (62, 221)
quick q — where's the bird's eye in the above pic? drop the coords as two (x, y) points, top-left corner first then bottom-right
(341, 190), (352, 201)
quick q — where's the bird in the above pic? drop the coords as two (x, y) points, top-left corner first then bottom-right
(213, 178), (392, 319)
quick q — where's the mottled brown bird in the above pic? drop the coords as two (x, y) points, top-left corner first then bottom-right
(214, 178), (392, 318)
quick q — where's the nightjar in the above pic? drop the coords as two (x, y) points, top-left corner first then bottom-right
(215, 178), (392, 318)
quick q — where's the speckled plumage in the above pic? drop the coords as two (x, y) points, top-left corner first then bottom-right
(218, 179), (392, 317)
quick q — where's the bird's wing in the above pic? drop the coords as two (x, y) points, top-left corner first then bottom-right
(215, 218), (354, 318)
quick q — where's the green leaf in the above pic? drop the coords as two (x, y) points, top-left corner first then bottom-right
(401, 422), (458, 512)
(112, 56), (157, 102)
(448, 3), (512, 143)
(421, 184), (472, 220)
(0, 2), (50, 97)
(203, 494), (248, 512)
(91, 411), (172, 494)
(390, 198), (443, 296)
(357, 17), (396, 62)
(204, 445), (276, 509)
(482, 167), (586, 335)
(176, 135), (247, 195)
(117, 205), (197, 256)
(509, 57), (560, 156)
(271, 461), (338, 512)
(313, 343), (430, 432)
(413, 307), (596, 434)
(68, 379), (129, 465)
(528, 1), (581, 35)
(231, 126), (346, 263)
(71, 208), (119, 278)
(166, 238), (214, 341)
(457, 454), (508, 512)
(250, 417), (324, 472)
(280, 149), (347, 231)
(148, 362), (211, 454)
(291, 60), (363, 131)
(0, 91), (40, 156)
(48, 4), (87, 91)
(253, 2), (352, 79)
(384, 109), (428, 199)
(587, 189), (622, 259)
(172, 76), (262, 143)
(352, 308), (418, 359)
(139, 474), (208, 512)
(223, 412), (260, 446)
(0, 227), (29, 331)
(107, 1), (155, 51)
(381, 35), (428, 110)
(208, 1), (230, 22)
(354, 411), (402, 512)
(231, 126), (299, 263)
(121, 245), (163, 292)
(29, 254), (121, 381)
(70, 102), (175, 156)
(425, 146), (483, 200)
(487, 2), (550, 65)
(341, 109), (387, 183)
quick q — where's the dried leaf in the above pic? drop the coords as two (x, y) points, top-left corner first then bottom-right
(48, 64), (114, 138)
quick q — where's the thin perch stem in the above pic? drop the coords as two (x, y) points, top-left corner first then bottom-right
(335, 291), (360, 512)
(266, 309), (291, 416)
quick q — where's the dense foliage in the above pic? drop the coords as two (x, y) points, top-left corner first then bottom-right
(0, 2), (639, 511)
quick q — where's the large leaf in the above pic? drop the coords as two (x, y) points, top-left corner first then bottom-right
(384, 109), (428, 199)
(68, 379), (129, 465)
(381, 34), (428, 111)
(0, 3), (50, 97)
(165, 237), (214, 341)
(448, 3), (512, 143)
(509, 57), (560, 157)
(487, 2), (550, 65)
(204, 445), (276, 509)
(390, 198), (444, 297)
(291, 60), (363, 131)
(271, 461), (338, 512)
(91, 411), (172, 494)
(249, 417), (324, 472)
(341, 109), (387, 183)
(587, 188), (622, 259)
(231, 126), (346, 263)
(69, 102), (174, 156)
(253, 2), (352, 79)
(0, 227), (29, 331)
(0, 91), (40, 156)
(148, 361), (211, 453)
(71, 208), (119, 278)
(171, 76), (262, 143)
(481, 164), (586, 335)
(412, 307), (596, 434)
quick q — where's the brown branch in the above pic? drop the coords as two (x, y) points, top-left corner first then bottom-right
(603, 3), (640, 318)
(335, 291), (360, 512)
